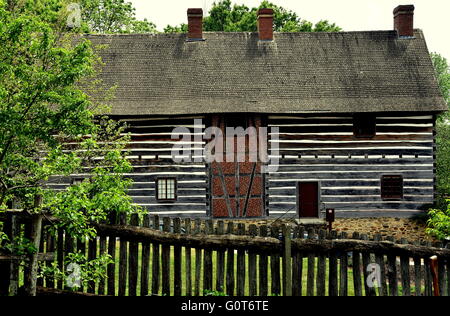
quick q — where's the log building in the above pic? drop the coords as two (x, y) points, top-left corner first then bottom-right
(48, 5), (447, 219)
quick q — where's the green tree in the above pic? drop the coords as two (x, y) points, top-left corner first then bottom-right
(431, 53), (450, 200)
(0, 0), (141, 292)
(427, 200), (450, 241)
(164, 0), (341, 33)
(0, 1), (94, 210)
(431, 53), (450, 114)
(79, 0), (156, 33)
(0, 0), (141, 229)
(426, 53), (450, 240)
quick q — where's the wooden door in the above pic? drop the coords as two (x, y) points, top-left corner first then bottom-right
(298, 182), (319, 218)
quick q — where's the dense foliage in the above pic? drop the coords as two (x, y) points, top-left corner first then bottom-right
(431, 53), (450, 201)
(427, 200), (450, 241)
(164, 0), (341, 33)
(79, 0), (156, 33)
(427, 53), (450, 241)
(0, 0), (142, 288)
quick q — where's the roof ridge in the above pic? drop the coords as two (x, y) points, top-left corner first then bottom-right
(82, 29), (424, 37)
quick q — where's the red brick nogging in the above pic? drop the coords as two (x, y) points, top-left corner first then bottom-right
(211, 198), (264, 218)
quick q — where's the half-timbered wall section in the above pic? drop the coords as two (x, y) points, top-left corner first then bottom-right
(267, 113), (435, 218)
(46, 116), (209, 218)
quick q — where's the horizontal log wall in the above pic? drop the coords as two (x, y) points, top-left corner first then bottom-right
(46, 116), (209, 217)
(45, 113), (437, 219)
(267, 113), (435, 218)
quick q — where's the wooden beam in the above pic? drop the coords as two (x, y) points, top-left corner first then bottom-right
(23, 213), (43, 296)
(94, 222), (281, 253)
(36, 286), (109, 296)
(242, 162), (257, 218)
(92, 222), (450, 259)
(0, 253), (55, 262)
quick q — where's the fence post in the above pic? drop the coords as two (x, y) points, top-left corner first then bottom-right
(306, 228), (315, 296)
(374, 234), (387, 296)
(423, 241), (432, 296)
(236, 223), (246, 296)
(248, 224), (258, 296)
(128, 214), (139, 296)
(151, 215), (160, 296)
(184, 218), (192, 296)
(65, 232), (75, 292)
(45, 227), (56, 289)
(9, 213), (20, 295)
(215, 221), (225, 294)
(98, 227), (107, 295)
(258, 225), (268, 296)
(292, 226), (304, 296)
(430, 255), (439, 296)
(436, 243), (447, 296)
(282, 224), (292, 296)
(316, 229), (326, 296)
(173, 217), (182, 296)
(399, 238), (411, 296)
(118, 214), (128, 296)
(203, 219), (214, 293)
(23, 213), (43, 296)
(225, 222), (235, 296)
(386, 236), (398, 296)
(270, 225), (281, 296)
(107, 212), (117, 296)
(447, 244), (450, 297)
(76, 235), (86, 293)
(194, 219), (203, 296)
(361, 234), (376, 296)
(328, 230), (338, 296)
(352, 232), (363, 297)
(412, 241), (422, 297)
(162, 217), (171, 296)
(339, 232), (348, 297)
(140, 214), (151, 296)
(0, 212), (13, 296)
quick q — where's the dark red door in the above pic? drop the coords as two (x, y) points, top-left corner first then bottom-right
(298, 182), (319, 218)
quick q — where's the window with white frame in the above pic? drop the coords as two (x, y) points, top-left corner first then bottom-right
(156, 178), (177, 201)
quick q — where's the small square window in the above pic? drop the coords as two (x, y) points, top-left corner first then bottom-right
(381, 175), (403, 200)
(72, 178), (85, 185)
(156, 178), (177, 201)
(354, 114), (376, 138)
(226, 114), (248, 129)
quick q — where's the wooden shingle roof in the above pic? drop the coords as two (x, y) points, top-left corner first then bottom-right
(86, 30), (446, 115)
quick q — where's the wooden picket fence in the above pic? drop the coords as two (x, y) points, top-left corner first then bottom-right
(1, 211), (450, 296)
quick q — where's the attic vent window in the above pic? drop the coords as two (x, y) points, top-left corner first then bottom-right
(381, 175), (403, 200)
(72, 178), (85, 185)
(156, 178), (177, 201)
(353, 114), (376, 138)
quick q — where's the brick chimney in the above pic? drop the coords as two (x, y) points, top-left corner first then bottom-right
(257, 8), (274, 41)
(187, 8), (203, 41)
(393, 5), (415, 37)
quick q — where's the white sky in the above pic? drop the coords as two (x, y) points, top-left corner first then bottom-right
(130, 0), (450, 60)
